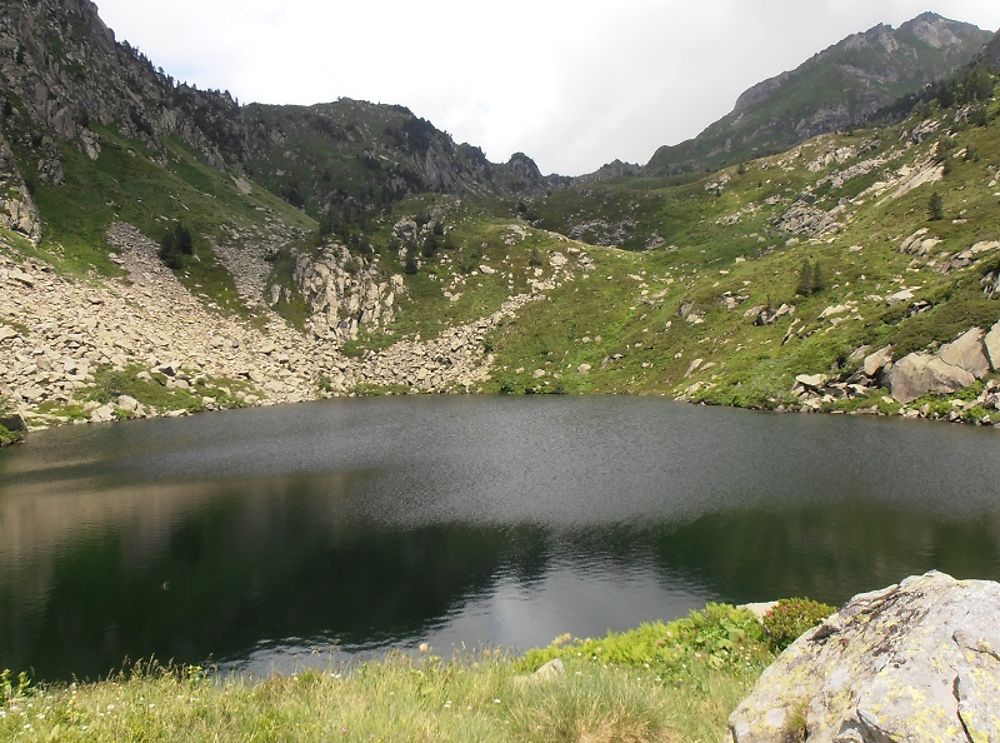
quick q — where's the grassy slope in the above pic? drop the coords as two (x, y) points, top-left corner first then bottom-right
(0, 604), (782, 743)
(14, 124), (314, 314)
(480, 90), (1000, 408)
(334, 195), (592, 357)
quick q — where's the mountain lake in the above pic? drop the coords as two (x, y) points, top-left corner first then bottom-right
(2, 396), (1000, 681)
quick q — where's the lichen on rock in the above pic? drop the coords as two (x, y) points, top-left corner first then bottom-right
(728, 571), (1000, 742)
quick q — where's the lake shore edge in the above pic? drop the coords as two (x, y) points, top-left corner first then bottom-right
(0, 598), (829, 742)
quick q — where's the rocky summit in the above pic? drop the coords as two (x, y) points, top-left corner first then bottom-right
(1, 1), (1000, 442)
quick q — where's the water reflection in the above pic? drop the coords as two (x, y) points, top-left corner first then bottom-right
(1, 397), (1000, 681)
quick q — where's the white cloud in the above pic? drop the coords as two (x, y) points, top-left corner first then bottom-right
(94, 0), (1000, 175)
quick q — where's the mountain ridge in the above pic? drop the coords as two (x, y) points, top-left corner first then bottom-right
(644, 13), (993, 176)
(0, 0), (553, 243)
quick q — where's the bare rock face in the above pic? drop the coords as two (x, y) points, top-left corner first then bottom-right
(862, 345), (892, 378)
(729, 571), (1000, 742)
(291, 244), (403, 341)
(938, 327), (990, 379)
(888, 353), (976, 403)
(984, 319), (1000, 372)
(0, 136), (40, 242)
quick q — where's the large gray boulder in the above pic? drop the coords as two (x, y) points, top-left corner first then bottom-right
(984, 320), (1000, 372)
(729, 571), (1000, 742)
(888, 353), (975, 403)
(862, 345), (892, 378)
(937, 327), (990, 379)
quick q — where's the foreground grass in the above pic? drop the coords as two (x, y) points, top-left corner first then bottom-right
(0, 603), (804, 742)
(0, 659), (759, 743)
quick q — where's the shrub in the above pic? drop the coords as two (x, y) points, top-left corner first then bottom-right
(403, 247), (418, 275)
(796, 259), (823, 295)
(928, 191), (944, 221)
(519, 603), (770, 681)
(969, 106), (990, 128)
(458, 252), (480, 275)
(159, 222), (194, 269)
(762, 598), (836, 651)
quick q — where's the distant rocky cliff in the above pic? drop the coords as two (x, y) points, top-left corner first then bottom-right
(0, 0), (553, 230)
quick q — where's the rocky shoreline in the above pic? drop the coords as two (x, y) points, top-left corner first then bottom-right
(0, 222), (584, 437)
(4, 217), (1000, 444)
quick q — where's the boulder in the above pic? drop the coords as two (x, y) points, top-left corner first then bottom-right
(819, 304), (851, 319)
(862, 345), (892, 378)
(729, 571), (1000, 742)
(984, 320), (1000, 372)
(0, 414), (26, 432)
(532, 658), (565, 681)
(937, 327), (989, 379)
(513, 658), (566, 687)
(686, 358), (705, 377)
(887, 353), (975, 403)
(89, 404), (116, 424)
(794, 374), (828, 391)
(886, 289), (914, 306)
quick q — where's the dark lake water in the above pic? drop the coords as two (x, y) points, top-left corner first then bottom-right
(2, 397), (1000, 681)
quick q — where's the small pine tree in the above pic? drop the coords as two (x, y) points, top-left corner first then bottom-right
(969, 106), (989, 128)
(796, 259), (815, 296)
(158, 230), (181, 269)
(811, 260), (824, 293)
(937, 82), (956, 108)
(403, 247), (418, 275)
(173, 223), (193, 255)
(421, 234), (438, 259)
(929, 192), (944, 221)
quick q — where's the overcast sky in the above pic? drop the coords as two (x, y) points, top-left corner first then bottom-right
(94, 1), (1000, 176)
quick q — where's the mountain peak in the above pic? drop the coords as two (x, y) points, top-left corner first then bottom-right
(646, 13), (992, 176)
